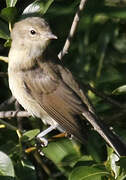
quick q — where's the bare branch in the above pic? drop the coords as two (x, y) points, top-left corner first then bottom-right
(103, 110), (126, 125)
(15, 100), (23, 131)
(0, 110), (30, 119)
(58, 0), (87, 60)
(0, 119), (17, 131)
(0, 96), (15, 110)
(0, 72), (8, 77)
(0, 56), (9, 63)
(85, 84), (125, 109)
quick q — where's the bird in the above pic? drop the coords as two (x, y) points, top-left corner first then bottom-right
(8, 17), (126, 156)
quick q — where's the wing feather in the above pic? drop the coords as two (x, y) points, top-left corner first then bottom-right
(23, 63), (86, 142)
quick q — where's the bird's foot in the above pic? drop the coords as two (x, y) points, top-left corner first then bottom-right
(36, 124), (58, 147)
(36, 137), (48, 147)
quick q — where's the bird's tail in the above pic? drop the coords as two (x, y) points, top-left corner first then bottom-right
(82, 111), (126, 157)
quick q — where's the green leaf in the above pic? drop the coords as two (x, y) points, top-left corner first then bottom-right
(113, 85), (126, 95)
(116, 173), (126, 180)
(0, 19), (9, 39)
(106, 146), (120, 178)
(41, 0), (54, 15)
(69, 166), (110, 180)
(23, 0), (54, 15)
(0, 151), (15, 177)
(114, 37), (126, 53)
(62, 153), (80, 167)
(6, 0), (18, 7)
(75, 155), (95, 167)
(109, 153), (120, 178)
(4, 39), (11, 47)
(0, 7), (18, 22)
(43, 139), (79, 164)
(0, 30), (9, 40)
(22, 129), (40, 142)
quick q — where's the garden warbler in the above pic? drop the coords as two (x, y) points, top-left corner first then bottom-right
(8, 17), (126, 156)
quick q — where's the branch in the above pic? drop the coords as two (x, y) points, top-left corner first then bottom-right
(85, 84), (125, 109)
(0, 118), (17, 131)
(103, 110), (126, 125)
(0, 72), (8, 77)
(15, 100), (23, 131)
(0, 96), (15, 110)
(0, 56), (9, 63)
(58, 0), (87, 60)
(0, 110), (30, 119)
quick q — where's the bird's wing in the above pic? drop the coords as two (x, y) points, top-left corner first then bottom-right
(22, 61), (126, 156)
(23, 62), (86, 142)
(57, 65), (96, 114)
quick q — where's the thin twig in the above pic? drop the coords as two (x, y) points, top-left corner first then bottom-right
(0, 56), (9, 63)
(0, 96), (15, 110)
(85, 84), (125, 109)
(0, 72), (8, 77)
(15, 100), (23, 131)
(33, 151), (51, 176)
(0, 118), (17, 131)
(58, 0), (87, 60)
(103, 110), (126, 125)
(0, 110), (30, 119)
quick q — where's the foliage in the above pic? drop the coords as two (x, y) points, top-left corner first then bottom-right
(0, 0), (126, 179)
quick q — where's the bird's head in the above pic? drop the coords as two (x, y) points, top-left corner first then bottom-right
(11, 17), (57, 58)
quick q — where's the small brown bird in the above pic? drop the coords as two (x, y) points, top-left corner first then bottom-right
(8, 17), (126, 156)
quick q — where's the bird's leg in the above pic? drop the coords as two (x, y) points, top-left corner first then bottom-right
(51, 132), (67, 139)
(50, 132), (73, 141)
(37, 124), (58, 147)
(48, 132), (68, 142)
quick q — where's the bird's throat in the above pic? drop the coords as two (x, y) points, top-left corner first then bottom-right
(8, 43), (47, 72)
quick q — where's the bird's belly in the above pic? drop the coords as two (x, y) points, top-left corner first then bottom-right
(8, 73), (58, 126)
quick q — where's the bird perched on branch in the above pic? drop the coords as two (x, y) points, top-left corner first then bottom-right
(8, 17), (126, 156)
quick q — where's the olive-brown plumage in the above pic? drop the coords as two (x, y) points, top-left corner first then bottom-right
(8, 17), (126, 156)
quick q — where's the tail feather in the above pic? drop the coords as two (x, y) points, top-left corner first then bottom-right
(82, 111), (126, 157)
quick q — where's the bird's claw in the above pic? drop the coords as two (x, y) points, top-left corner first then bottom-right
(37, 137), (48, 147)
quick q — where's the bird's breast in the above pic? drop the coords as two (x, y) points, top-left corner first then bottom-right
(8, 70), (57, 126)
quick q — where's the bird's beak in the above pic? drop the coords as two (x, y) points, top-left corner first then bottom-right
(42, 32), (58, 40)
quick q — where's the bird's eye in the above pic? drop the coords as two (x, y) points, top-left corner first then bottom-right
(30, 29), (36, 35)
